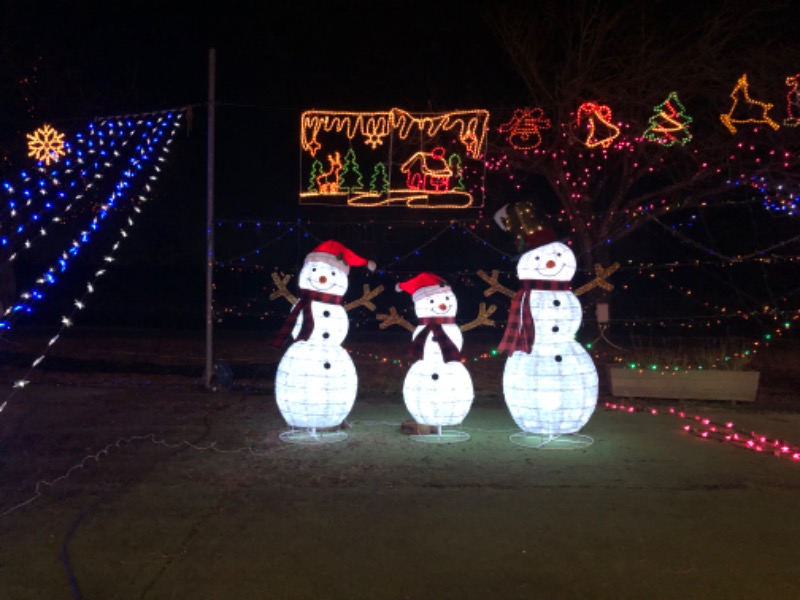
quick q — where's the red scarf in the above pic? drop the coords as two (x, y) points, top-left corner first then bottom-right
(272, 289), (344, 348)
(498, 279), (572, 355)
(412, 316), (461, 362)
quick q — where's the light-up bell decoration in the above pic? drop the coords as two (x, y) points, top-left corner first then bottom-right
(397, 273), (474, 442)
(575, 102), (620, 149)
(273, 240), (376, 444)
(498, 223), (598, 447)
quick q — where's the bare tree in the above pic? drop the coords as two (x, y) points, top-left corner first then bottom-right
(484, 1), (800, 272)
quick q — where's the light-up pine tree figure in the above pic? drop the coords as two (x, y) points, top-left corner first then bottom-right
(308, 159), (323, 192)
(642, 92), (692, 146)
(369, 162), (389, 194)
(448, 153), (465, 190)
(339, 148), (364, 192)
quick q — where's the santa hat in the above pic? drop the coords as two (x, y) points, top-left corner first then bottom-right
(396, 272), (451, 302)
(305, 240), (376, 275)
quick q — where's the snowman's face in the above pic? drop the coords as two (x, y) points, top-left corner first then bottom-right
(415, 289), (457, 318)
(298, 260), (348, 296)
(517, 241), (576, 282)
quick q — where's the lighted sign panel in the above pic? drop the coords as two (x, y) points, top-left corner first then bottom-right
(299, 108), (489, 208)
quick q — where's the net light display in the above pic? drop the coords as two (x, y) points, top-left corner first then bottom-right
(642, 91), (693, 146)
(396, 273), (474, 442)
(720, 74), (781, 134)
(273, 240), (377, 444)
(299, 108), (489, 209)
(0, 110), (183, 411)
(497, 213), (598, 445)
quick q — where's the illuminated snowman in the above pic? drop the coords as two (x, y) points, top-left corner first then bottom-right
(273, 240), (376, 443)
(397, 273), (474, 442)
(498, 227), (598, 444)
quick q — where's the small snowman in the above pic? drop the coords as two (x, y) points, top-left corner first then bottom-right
(272, 240), (376, 443)
(497, 221), (598, 443)
(396, 273), (474, 441)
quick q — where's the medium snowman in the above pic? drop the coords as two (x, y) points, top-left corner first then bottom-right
(498, 226), (598, 437)
(273, 240), (376, 441)
(396, 273), (474, 437)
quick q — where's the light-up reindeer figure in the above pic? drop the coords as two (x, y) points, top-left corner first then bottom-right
(316, 152), (343, 193)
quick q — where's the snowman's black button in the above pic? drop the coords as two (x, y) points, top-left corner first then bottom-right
(432, 373), (439, 381)
(553, 299), (561, 307)
(323, 362), (331, 369)
(552, 326), (560, 332)
(323, 310), (331, 317)
(555, 355), (563, 362)
(322, 332), (330, 339)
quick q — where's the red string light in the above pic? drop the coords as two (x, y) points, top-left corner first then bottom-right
(604, 401), (800, 461)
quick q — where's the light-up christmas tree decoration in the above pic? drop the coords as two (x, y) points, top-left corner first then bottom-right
(339, 148), (364, 192)
(499, 107), (551, 150)
(395, 273), (474, 443)
(26, 124), (65, 165)
(784, 73), (800, 127)
(720, 74), (780, 134)
(495, 211), (598, 447)
(272, 240), (377, 444)
(299, 108), (489, 208)
(575, 102), (620, 148)
(642, 91), (693, 146)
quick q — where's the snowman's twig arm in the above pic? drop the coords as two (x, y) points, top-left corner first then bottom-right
(460, 302), (497, 331)
(345, 284), (384, 312)
(269, 272), (298, 305)
(376, 306), (415, 332)
(574, 262), (620, 297)
(477, 269), (515, 299)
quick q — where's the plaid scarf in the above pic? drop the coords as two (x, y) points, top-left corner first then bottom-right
(272, 289), (344, 348)
(498, 279), (572, 356)
(411, 316), (461, 362)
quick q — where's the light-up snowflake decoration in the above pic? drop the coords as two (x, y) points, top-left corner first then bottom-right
(27, 124), (66, 165)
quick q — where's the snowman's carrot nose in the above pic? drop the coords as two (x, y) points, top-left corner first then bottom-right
(546, 260), (556, 269)
(439, 303), (447, 311)
(319, 275), (328, 284)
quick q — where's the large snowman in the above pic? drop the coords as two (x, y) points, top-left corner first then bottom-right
(396, 273), (474, 435)
(498, 227), (598, 437)
(273, 240), (375, 439)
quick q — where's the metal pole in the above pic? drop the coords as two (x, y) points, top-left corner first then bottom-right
(205, 48), (216, 389)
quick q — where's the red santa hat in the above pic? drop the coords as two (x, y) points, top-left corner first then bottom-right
(305, 240), (376, 275)
(396, 272), (451, 302)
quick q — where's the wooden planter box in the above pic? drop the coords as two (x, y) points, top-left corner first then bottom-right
(608, 367), (760, 403)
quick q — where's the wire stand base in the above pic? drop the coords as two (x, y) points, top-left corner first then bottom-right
(279, 427), (348, 445)
(509, 431), (594, 450)
(410, 425), (470, 444)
